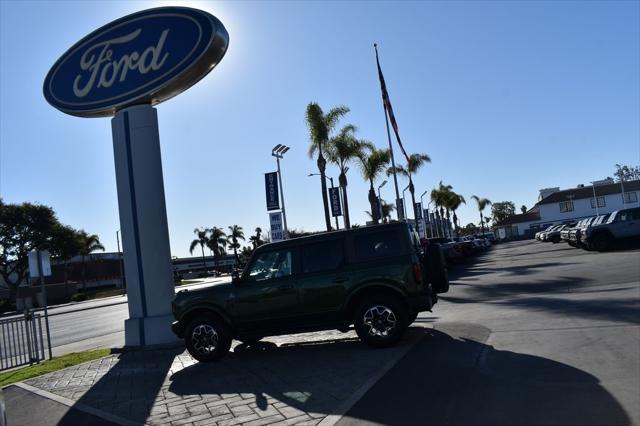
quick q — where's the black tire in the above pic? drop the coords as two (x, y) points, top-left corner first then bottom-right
(185, 314), (232, 362)
(424, 244), (449, 294)
(354, 295), (408, 348)
(592, 233), (613, 252)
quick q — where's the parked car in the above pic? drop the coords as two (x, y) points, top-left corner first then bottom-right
(171, 222), (446, 362)
(536, 225), (556, 241)
(561, 219), (587, 246)
(545, 223), (575, 243)
(582, 207), (640, 251)
(537, 224), (561, 242)
(568, 216), (596, 247)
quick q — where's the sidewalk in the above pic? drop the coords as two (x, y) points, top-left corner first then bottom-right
(6, 327), (423, 426)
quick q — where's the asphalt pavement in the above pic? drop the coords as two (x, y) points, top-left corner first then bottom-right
(338, 240), (640, 425)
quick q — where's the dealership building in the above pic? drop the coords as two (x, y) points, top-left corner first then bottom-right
(494, 178), (640, 239)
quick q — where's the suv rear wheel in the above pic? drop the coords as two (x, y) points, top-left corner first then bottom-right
(354, 296), (407, 348)
(185, 314), (232, 362)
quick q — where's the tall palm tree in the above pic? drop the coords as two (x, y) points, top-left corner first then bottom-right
(471, 196), (492, 234)
(357, 148), (391, 224)
(249, 227), (264, 249)
(189, 227), (209, 268)
(306, 102), (350, 231)
(431, 182), (453, 238)
(206, 227), (227, 271)
(326, 125), (374, 229)
(227, 225), (245, 265)
(77, 230), (105, 292)
(387, 153), (431, 220)
(447, 192), (466, 236)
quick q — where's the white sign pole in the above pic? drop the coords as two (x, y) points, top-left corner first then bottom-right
(111, 104), (177, 346)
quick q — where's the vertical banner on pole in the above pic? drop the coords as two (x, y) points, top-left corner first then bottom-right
(265, 172), (280, 211)
(396, 198), (405, 220)
(414, 202), (424, 238)
(269, 212), (285, 242)
(329, 187), (342, 217)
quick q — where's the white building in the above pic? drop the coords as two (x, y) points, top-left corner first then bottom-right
(495, 179), (640, 239)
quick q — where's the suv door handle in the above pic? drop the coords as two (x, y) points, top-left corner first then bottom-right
(332, 277), (349, 284)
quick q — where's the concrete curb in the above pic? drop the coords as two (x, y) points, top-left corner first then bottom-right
(11, 382), (143, 426)
(317, 329), (424, 426)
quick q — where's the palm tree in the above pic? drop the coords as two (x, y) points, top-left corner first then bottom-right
(326, 125), (374, 229)
(471, 196), (492, 235)
(365, 200), (396, 223)
(249, 227), (264, 249)
(227, 225), (245, 265)
(430, 182), (453, 237)
(387, 153), (431, 220)
(520, 205), (527, 214)
(77, 230), (105, 292)
(189, 227), (209, 268)
(206, 227), (227, 272)
(447, 192), (466, 236)
(356, 148), (391, 224)
(306, 102), (350, 231)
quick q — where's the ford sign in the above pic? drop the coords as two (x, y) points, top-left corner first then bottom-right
(44, 7), (229, 117)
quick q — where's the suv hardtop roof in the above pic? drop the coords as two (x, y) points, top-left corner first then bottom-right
(256, 222), (412, 252)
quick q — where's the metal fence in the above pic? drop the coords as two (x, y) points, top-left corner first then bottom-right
(0, 311), (46, 371)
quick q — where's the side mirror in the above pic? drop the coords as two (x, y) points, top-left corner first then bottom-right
(231, 270), (241, 284)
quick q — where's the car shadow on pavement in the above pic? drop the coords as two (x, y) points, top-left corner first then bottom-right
(53, 331), (416, 425)
(339, 325), (632, 426)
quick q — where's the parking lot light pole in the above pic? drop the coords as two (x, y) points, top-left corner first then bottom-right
(272, 145), (290, 238)
(309, 173), (340, 230)
(377, 180), (387, 222)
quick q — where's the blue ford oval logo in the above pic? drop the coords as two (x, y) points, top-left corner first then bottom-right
(44, 7), (229, 117)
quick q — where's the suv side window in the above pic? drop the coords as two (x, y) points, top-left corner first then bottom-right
(246, 249), (292, 282)
(354, 230), (402, 261)
(301, 239), (344, 273)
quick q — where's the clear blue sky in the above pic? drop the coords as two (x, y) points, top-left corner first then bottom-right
(1, 0), (638, 257)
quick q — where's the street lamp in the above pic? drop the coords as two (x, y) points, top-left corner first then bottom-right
(309, 172), (339, 230)
(378, 180), (387, 222)
(272, 144), (290, 238)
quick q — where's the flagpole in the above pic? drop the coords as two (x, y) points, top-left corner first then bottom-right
(375, 43), (402, 221)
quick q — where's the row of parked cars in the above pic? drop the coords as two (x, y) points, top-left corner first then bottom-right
(535, 207), (640, 251)
(427, 233), (495, 265)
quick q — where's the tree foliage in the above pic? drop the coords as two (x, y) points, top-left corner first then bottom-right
(0, 201), (59, 293)
(491, 201), (516, 225)
(613, 164), (640, 182)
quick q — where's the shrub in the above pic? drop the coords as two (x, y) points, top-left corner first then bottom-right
(70, 293), (88, 302)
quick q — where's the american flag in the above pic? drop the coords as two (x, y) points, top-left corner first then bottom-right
(375, 44), (411, 164)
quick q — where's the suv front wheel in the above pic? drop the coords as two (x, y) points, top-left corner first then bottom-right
(354, 296), (407, 348)
(185, 314), (232, 362)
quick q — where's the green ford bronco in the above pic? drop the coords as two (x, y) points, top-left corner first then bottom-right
(171, 222), (449, 361)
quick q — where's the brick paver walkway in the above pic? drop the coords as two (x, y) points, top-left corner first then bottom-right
(24, 329), (422, 425)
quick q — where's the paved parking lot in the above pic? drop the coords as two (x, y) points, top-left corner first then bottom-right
(5, 239), (640, 425)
